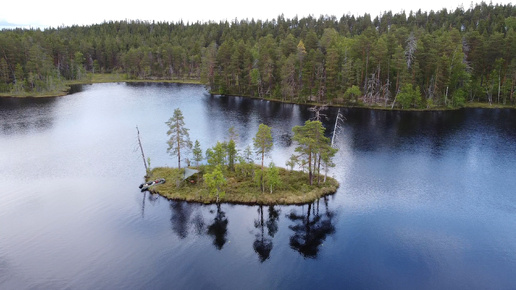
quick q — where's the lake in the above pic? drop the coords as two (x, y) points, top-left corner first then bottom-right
(1, 83), (516, 289)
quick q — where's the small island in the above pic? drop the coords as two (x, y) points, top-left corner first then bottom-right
(146, 166), (339, 205)
(140, 108), (340, 205)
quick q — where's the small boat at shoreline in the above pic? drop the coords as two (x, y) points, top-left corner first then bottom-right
(139, 178), (166, 191)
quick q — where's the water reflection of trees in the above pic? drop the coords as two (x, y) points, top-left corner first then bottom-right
(168, 200), (205, 239)
(207, 204), (228, 250)
(140, 192), (160, 218)
(0, 97), (57, 135)
(165, 197), (335, 259)
(170, 201), (195, 239)
(335, 108), (468, 154)
(287, 197), (335, 259)
(202, 95), (311, 143)
(167, 200), (228, 250)
(253, 205), (280, 262)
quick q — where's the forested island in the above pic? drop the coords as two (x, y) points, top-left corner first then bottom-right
(0, 2), (515, 109)
(143, 109), (339, 205)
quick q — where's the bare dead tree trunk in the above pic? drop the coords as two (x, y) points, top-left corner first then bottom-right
(382, 78), (391, 107)
(313, 152), (318, 185)
(376, 65), (381, 104)
(317, 154), (322, 185)
(136, 126), (148, 175)
(498, 72), (501, 104)
(433, 71), (439, 104)
(176, 119), (182, 169)
(363, 50), (369, 94)
(308, 150), (313, 186)
(445, 86), (449, 106)
(331, 109), (345, 147)
(486, 87), (493, 105)
(309, 105), (328, 121)
(405, 33), (417, 70)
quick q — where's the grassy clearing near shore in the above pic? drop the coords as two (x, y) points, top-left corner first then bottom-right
(0, 74), (202, 98)
(68, 73), (126, 84)
(67, 73), (202, 85)
(146, 166), (339, 205)
(463, 102), (516, 109)
(76, 73), (201, 84)
(0, 89), (69, 98)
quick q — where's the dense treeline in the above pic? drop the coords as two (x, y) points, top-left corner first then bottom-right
(1, 2), (515, 107)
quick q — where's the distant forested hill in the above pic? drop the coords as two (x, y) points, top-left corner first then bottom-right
(1, 2), (515, 108)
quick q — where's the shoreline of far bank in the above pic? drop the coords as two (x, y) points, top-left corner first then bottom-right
(2, 74), (515, 111)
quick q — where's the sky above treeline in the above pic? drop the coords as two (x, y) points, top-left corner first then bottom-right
(1, 0), (513, 29)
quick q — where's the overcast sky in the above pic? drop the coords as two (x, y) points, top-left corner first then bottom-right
(0, 0), (513, 29)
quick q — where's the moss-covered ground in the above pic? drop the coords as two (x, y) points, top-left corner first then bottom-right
(146, 166), (339, 205)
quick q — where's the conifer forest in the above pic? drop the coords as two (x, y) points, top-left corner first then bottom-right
(1, 2), (515, 108)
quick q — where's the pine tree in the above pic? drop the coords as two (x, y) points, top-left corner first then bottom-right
(166, 108), (192, 169)
(253, 124), (273, 192)
(292, 120), (334, 185)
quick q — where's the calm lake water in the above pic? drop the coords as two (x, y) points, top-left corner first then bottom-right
(1, 83), (516, 289)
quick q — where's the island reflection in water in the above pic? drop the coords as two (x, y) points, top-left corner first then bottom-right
(163, 194), (336, 261)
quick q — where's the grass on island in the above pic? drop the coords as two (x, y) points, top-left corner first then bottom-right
(146, 166), (339, 205)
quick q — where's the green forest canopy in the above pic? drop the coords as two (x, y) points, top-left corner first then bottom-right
(1, 2), (515, 108)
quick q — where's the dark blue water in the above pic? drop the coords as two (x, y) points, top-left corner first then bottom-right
(1, 83), (515, 289)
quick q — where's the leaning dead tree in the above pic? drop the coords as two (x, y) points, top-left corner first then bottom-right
(321, 108), (345, 183)
(331, 108), (345, 147)
(136, 126), (149, 175)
